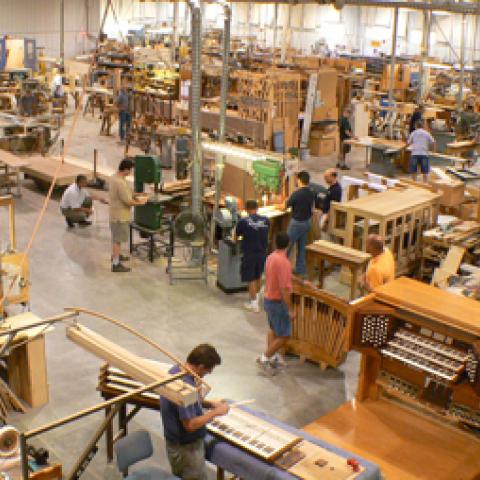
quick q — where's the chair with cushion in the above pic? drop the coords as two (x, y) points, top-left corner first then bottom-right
(115, 430), (179, 480)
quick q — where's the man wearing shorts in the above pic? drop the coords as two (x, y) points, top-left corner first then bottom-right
(109, 159), (147, 272)
(407, 119), (435, 183)
(235, 200), (270, 313)
(257, 232), (293, 375)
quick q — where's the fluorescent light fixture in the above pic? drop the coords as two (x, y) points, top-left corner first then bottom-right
(423, 62), (452, 70)
(202, 141), (269, 162)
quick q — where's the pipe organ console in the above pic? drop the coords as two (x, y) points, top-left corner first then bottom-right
(351, 277), (480, 436)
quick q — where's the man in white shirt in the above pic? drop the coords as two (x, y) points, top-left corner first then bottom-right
(407, 120), (435, 183)
(60, 175), (106, 228)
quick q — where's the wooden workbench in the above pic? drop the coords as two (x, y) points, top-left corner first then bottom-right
(303, 399), (480, 480)
(446, 140), (478, 157)
(0, 149), (30, 196)
(306, 240), (371, 300)
(345, 136), (406, 169)
(21, 154), (93, 189)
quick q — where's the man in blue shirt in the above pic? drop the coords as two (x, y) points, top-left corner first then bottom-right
(235, 200), (270, 313)
(160, 344), (229, 480)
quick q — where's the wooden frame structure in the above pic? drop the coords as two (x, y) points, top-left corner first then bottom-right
(285, 278), (354, 370)
(329, 188), (440, 275)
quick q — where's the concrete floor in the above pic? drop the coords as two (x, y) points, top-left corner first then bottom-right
(4, 110), (367, 479)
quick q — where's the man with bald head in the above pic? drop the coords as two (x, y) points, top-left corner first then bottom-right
(320, 168), (342, 231)
(359, 234), (395, 291)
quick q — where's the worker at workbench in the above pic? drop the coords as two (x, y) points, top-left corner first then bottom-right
(319, 168), (342, 231)
(407, 119), (435, 183)
(409, 105), (424, 134)
(60, 175), (107, 228)
(160, 344), (229, 480)
(235, 200), (270, 313)
(338, 107), (356, 170)
(116, 85), (132, 143)
(257, 232), (293, 375)
(286, 171), (316, 277)
(109, 159), (147, 273)
(359, 234), (395, 292)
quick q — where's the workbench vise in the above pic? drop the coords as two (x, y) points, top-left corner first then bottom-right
(133, 155), (164, 230)
(252, 159), (283, 194)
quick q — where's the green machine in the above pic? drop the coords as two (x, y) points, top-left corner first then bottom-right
(252, 159), (283, 193)
(134, 155), (164, 230)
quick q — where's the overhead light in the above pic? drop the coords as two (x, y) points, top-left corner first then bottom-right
(423, 62), (452, 70)
(432, 10), (451, 17)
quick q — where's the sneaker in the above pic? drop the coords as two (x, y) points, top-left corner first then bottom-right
(271, 353), (286, 368)
(111, 263), (131, 273)
(256, 357), (275, 376)
(78, 220), (92, 227)
(66, 219), (75, 229)
(244, 301), (259, 313)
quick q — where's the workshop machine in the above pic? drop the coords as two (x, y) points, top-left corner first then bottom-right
(252, 159), (283, 196)
(133, 155), (164, 230)
(216, 196), (246, 293)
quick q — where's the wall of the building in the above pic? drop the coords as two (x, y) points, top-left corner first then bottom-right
(0, 0), (100, 59)
(100, 1), (479, 64)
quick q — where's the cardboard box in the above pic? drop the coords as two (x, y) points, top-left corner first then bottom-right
(430, 180), (465, 207)
(316, 68), (337, 108)
(310, 136), (337, 157)
(312, 106), (338, 122)
(459, 202), (478, 221)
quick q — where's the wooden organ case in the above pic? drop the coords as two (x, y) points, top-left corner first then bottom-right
(352, 277), (480, 436)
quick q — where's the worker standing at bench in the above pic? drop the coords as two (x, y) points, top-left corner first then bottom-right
(160, 344), (230, 480)
(60, 174), (107, 229)
(359, 234), (395, 291)
(286, 171), (316, 277)
(109, 159), (147, 273)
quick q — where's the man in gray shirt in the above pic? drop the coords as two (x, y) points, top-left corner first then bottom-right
(116, 86), (132, 142)
(407, 119), (435, 183)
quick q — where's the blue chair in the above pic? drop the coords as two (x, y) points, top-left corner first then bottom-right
(115, 430), (179, 480)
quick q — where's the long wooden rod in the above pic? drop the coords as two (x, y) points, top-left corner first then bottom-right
(64, 307), (211, 393)
(24, 373), (184, 439)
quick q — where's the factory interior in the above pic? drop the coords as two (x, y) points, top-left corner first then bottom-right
(1, 0), (480, 479)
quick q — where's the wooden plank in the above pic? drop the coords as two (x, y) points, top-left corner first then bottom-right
(66, 324), (198, 407)
(306, 240), (371, 265)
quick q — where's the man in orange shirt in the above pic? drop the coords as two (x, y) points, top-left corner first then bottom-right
(257, 232), (294, 375)
(359, 234), (395, 291)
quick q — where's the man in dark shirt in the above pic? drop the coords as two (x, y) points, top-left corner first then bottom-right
(160, 344), (229, 480)
(320, 168), (342, 231)
(236, 200), (270, 313)
(338, 107), (356, 170)
(409, 105), (424, 134)
(286, 171), (316, 276)
(116, 85), (132, 142)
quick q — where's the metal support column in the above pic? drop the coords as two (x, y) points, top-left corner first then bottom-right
(418, 9), (431, 102)
(173, 1), (179, 63)
(281, 4), (292, 64)
(215, 3), (231, 221)
(60, 0), (65, 69)
(458, 13), (467, 111)
(272, 2), (278, 62)
(388, 7), (399, 105)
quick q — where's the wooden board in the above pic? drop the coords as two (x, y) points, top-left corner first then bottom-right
(334, 188), (440, 218)
(207, 408), (301, 462)
(283, 440), (363, 480)
(307, 240), (371, 265)
(66, 324), (198, 407)
(373, 277), (480, 337)
(8, 335), (48, 408)
(0, 149), (30, 168)
(21, 155), (93, 187)
(303, 399), (480, 480)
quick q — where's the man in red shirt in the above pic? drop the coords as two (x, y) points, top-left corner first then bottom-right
(257, 232), (294, 375)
